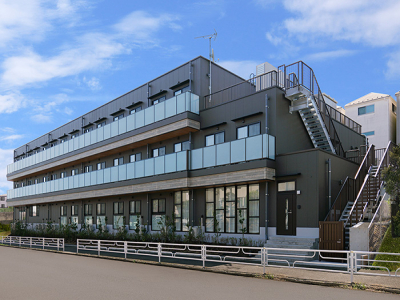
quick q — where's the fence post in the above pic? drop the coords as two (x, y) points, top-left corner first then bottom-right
(19, 236), (21, 247)
(158, 243), (162, 263)
(98, 240), (101, 256)
(77, 240), (79, 254)
(57, 239), (59, 251)
(202, 245), (206, 269)
(262, 248), (266, 275)
(42, 238), (44, 250)
(124, 241), (127, 259)
(350, 251), (354, 284)
(30, 237), (32, 248)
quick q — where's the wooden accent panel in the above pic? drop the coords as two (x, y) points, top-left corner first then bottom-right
(319, 221), (344, 251)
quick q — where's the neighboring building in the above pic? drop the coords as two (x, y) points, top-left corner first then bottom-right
(0, 195), (7, 208)
(396, 91), (400, 143)
(345, 92), (397, 149)
(6, 57), (367, 246)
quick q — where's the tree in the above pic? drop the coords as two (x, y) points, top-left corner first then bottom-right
(382, 145), (400, 237)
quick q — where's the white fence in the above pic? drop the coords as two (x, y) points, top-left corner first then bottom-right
(1, 236), (64, 251)
(77, 239), (400, 283)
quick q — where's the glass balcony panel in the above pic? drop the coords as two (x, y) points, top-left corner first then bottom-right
(54, 145), (60, 157)
(154, 156), (165, 175)
(103, 123), (111, 140)
(54, 180), (59, 192)
(190, 149), (203, 169)
(64, 140), (70, 154)
(127, 162), (135, 179)
(118, 164), (127, 181)
(97, 169), (104, 184)
(73, 175), (79, 189)
(62, 177), (68, 190)
(111, 121), (118, 137)
(269, 135), (275, 160)
(78, 174), (85, 188)
(135, 110), (145, 128)
(154, 101), (165, 122)
(191, 93), (199, 114)
(78, 135), (84, 150)
(50, 147), (55, 159)
(73, 136), (79, 151)
(50, 181), (55, 193)
(203, 145), (216, 168)
(145, 105), (154, 125)
(104, 168), (111, 183)
(165, 97), (176, 118)
(176, 151), (187, 171)
(231, 139), (246, 163)
(246, 135), (263, 161)
(118, 117), (127, 135)
(84, 173), (91, 186)
(97, 126), (104, 142)
(165, 153), (177, 173)
(90, 130), (97, 144)
(145, 159), (154, 177)
(176, 94), (185, 114)
(135, 160), (145, 178)
(84, 132), (91, 147)
(216, 143), (230, 166)
(262, 133), (268, 158)
(58, 179), (63, 190)
(127, 114), (135, 132)
(68, 177), (74, 190)
(110, 166), (118, 182)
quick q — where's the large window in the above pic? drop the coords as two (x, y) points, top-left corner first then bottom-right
(19, 208), (26, 221)
(129, 200), (141, 230)
(113, 202), (124, 229)
(174, 191), (189, 231)
(152, 147), (166, 157)
(84, 165), (93, 173)
(113, 157), (124, 166)
(60, 206), (67, 226)
(205, 132), (224, 146)
(174, 141), (190, 152)
(130, 153), (142, 163)
(152, 199), (166, 231)
(358, 104), (374, 115)
(96, 203), (106, 229)
(97, 162), (106, 170)
(84, 204), (93, 225)
(71, 205), (79, 225)
(205, 184), (260, 234)
(71, 169), (79, 176)
(29, 205), (39, 217)
(237, 123), (261, 139)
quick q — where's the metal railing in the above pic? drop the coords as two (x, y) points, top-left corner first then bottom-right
(325, 104), (361, 134)
(368, 194), (391, 252)
(1, 236), (64, 251)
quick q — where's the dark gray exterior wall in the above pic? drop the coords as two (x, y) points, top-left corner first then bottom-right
(332, 120), (366, 152)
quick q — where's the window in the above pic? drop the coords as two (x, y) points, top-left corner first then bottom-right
(113, 157), (124, 166)
(96, 203), (106, 229)
(71, 169), (79, 176)
(174, 85), (189, 96)
(363, 131), (375, 136)
(97, 162), (106, 170)
(174, 141), (190, 152)
(205, 132), (224, 146)
(27, 180), (32, 186)
(43, 177), (46, 183)
(152, 199), (166, 231)
(129, 153), (142, 163)
(60, 172), (66, 178)
(278, 181), (295, 192)
(34, 179), (38, 184)
(129, 200), (141, 230)
(153, 96), (166, 105)
(113, 202), (124, 229)
(84, 165), (93, 173)
(152, 146), (166, 157)
(174, 191), (189, 231)
(60, 138), (67, 143)
(129, 106), (142, 114)
(237, 123), (261, 139)
(71, 205), (79, 225)
(50, 142), (56, 148)
(50, 174), (57, 181)
(84, 127), (92, 133)
(71, 133), (79, 139)
(392, 103), (397, 115)
(84, 204), (93, 225)
(29, 205), (39, 217)
(60, 206), (67, 226)
(97, 121), (106, 128)
(113, 113), (124, 121)
(205, 184), (260, 234)
(19, 208), (26, 221)
(358, 104), (374, 115)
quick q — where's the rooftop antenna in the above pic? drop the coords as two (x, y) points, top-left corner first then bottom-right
(195, 29), (217, 101)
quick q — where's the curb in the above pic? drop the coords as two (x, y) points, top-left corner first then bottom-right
(1, 244), (399, 294)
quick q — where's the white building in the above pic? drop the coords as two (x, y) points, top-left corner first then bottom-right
(0, 194), (7, 208)
(345, 92), (397, 149)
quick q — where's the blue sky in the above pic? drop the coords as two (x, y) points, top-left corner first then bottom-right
(1, 0), (400, 194)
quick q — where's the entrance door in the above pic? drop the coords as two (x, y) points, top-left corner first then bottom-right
(277, 193), (296, 235)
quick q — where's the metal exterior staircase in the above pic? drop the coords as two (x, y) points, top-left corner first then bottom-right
(279, 62), (344, 156)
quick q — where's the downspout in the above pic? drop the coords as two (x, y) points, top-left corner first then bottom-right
(147, 194), (150, 232)
(265, 94), (269, 241)
(189, 61), (192, 92)
(327, 159), (332, 209)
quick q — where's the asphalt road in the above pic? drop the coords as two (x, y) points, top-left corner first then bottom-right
(0, 246), (397, 300)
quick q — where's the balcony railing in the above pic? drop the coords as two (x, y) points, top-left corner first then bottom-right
(7, 133), (275, 200)
(7, 92), (200, 175)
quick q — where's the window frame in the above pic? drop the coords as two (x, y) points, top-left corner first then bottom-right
(129, 153), (142, 163)
(173, 85), (190, 96)
(29, 205), (39, 217)
(205, 131), (225, 147)
(129, 106), (142, 115)
(113, 113), (124, 121)
(174, 191), (190, 232)
(152, 146), (166, 157)
(174, 141), (190, 152)
(129, 200), (141, 230)
(236, 122), (261, 140)
(113, 157), (124, 166)
(151, 199), (166, 231)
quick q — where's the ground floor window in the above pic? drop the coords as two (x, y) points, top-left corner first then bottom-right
(152, 199), (165, 231)
(205, 184), (260, 234)
(113, 202), (124, 229)
(71, 205), (79, 225)
(60, 205), (67, 226)
(174, 191), (189, 231)
(19, 208), (26, 221)
(129, 200), (141, 230)
(29, 205), (39, 217)
(97, 216), (106, 228)
(96, 203), (106, 229)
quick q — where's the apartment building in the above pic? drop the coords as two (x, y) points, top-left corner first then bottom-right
(0, 195), (7, 208)
(6, 57), (366, 244)
(345, 92), (397, 149)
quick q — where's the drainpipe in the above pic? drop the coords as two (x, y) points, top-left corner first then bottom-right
(189, 61), (192, 92)
(147, 194), (150, 232)
(326, 159), (332, 209)
(265, 182), (269, 241)
(265, 94), (269, 134)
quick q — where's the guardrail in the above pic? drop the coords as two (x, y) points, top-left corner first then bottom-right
(1, 236), (64, 251)
(77, 239), (400, 283)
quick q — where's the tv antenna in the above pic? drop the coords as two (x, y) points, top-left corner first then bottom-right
(196, 30), (217, 100)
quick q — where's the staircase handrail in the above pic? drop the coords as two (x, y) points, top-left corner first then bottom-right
(368, 192), (387, 229)
(324, 176), (349, 221)
(344, 166), (372, 227)
(355, 144), (374, 179)
(374, 140), (393, 177)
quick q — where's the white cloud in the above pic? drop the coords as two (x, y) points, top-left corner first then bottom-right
(83, 76), (101, 91)
(386, 50), (400, 78)
(0, 135), (24, 142)
(0, 92), (26, 113)
(304, 49), (357, 61)
(31, 113), (53, 123)
(64, 107), (73, 115)
(0, 148), (13, 194)
(219, 60), (261, 80)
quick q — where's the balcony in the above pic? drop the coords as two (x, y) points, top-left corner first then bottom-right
(7, 92), (200, 175)
(7, 134), (275, 200)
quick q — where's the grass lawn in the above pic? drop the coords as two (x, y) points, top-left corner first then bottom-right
(372, 225), (400, 271)
(0, 231), (11, 239)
